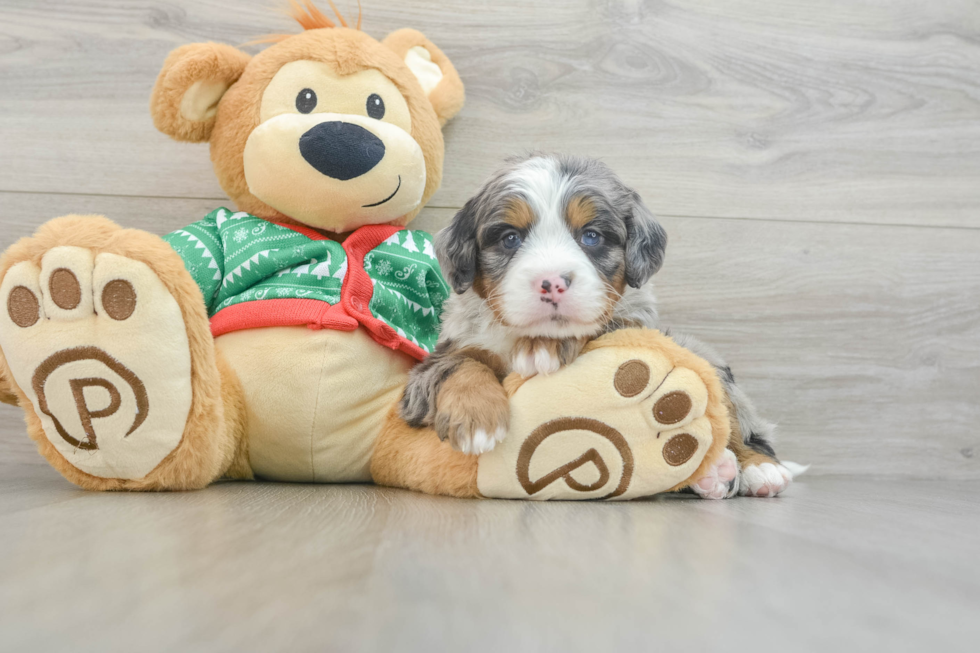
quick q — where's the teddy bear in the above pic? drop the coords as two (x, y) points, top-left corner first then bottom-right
(0, 2), (738, 500)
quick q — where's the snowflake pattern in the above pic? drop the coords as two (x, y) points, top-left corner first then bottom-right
(233, 227), (249, 243)
(415, 270), (428, 288)
(375, 259), (393, 276)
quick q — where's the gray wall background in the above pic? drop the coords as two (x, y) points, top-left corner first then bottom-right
(1, 0), (978, 479)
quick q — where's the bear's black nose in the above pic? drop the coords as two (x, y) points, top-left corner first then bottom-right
(298, 121), (385, 180)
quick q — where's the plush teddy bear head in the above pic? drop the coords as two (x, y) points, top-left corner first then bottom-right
(149, 1), (464, 234)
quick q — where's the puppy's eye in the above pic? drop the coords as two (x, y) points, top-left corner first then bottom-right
(296, 88), (317, 114)
(580, 229), (602, 247)
(367, 93), (385, 120)
(502, 232), (523, 250)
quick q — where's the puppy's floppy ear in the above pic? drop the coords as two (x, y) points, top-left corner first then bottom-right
(623, 188), (668, 288)
(436, 198), (480, 294)
(383, 29), (465, 126)
(150, 43), (251, 143)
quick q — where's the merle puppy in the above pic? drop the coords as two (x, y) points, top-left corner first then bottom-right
(401, 153), (795, 498)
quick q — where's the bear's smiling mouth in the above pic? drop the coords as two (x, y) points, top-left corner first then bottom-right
(362, 176), (402, 208)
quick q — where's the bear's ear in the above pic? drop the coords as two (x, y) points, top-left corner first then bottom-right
(382, 29), (464, 126)
(150, 43), (251, 143)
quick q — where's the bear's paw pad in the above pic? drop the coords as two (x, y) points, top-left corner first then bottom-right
(0, 247), (193, 480)
(477, 343), (718, 501)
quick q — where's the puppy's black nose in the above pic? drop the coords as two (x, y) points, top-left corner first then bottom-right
(299, 121), (385, 181)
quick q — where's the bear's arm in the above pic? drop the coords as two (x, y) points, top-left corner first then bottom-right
(161, 209), (228, 314)
(365, 229), (452, 355)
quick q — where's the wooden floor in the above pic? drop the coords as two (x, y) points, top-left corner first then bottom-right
(1, 471), (979, 651)
(0, 0), (978, 649)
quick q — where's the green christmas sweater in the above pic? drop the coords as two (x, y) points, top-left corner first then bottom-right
(163, 208), (450, 360)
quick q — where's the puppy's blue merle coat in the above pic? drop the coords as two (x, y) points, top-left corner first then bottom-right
(401, 154), (793, 497)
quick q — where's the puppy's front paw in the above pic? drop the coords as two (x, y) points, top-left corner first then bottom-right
(434, 359), (509, 455)
(512, 337), (587, 378)
(512, 345), (559, 378)
(435, 402), (508, 455)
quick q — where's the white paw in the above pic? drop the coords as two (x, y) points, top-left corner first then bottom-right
(0, 247), (193, 480)
(460, 426), (507, 455)
(511, 349), (537, 378)
(739, 462), (793, 497)
(512, 345), (561, 378)
(532, 345), (561, 375)
(689, 448), (739, 500)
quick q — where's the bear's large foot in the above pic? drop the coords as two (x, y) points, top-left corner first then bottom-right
(476, 329), (733, 501)
(0, 217), (235, 490)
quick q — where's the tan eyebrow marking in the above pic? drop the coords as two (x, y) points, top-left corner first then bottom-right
(565, 195), (597, 231)
(502, 198), (535, 230)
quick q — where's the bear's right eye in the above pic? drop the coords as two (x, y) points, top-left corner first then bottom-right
(295, 88), (317, 114)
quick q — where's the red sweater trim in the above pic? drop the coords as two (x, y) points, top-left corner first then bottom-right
(208, 223), (428, 361)
(209, 299), (358, 337)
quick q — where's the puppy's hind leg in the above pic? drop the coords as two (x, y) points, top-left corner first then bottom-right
(721, 371), (797, 497)
(670, 331), (801, 497)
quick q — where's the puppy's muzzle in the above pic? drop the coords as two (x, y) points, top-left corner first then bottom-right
(299, 121), (385, 181)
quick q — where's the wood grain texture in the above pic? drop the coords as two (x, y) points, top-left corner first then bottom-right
(653, 217), (980, 479)
(1, 0), (979, 226)
(0, 1), (978, 479)
(0, 473), (978, 651)
(1, 192), (977, 478)
(2, 3), (978, 650)
(0, 191), (453, 243)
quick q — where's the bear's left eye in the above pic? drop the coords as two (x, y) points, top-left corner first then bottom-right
(366, 93), (385, 120)
(296, 88), (317, 114)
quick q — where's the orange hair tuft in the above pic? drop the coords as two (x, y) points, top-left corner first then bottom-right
(248, 1), (361, 45)
(288, 0), (363, 31)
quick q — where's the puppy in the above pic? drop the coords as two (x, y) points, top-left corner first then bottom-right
(401, 153), (662, 449)
(401, 154), (793, 497)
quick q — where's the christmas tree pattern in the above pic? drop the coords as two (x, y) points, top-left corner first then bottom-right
(367, 230), (449, 353)
(165, 208), (347, 315)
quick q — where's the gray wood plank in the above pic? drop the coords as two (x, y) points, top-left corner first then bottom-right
(0, 474), (978, 651)
(653, 216), (980, 479)
(1, 192), (977, 479)
(1, 1), (979, 227)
